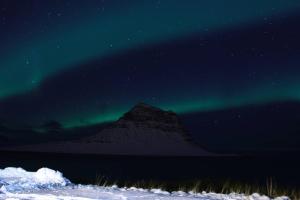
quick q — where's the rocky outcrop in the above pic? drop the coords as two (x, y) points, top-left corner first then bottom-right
(116, 103), (186, 132)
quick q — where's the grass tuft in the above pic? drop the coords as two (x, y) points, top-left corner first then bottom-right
(94, 176), (300, 199)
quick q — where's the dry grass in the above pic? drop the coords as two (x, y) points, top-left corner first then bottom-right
(95, 176), (300, 199)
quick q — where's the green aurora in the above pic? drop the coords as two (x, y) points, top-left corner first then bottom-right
(1, 0), (300, 128)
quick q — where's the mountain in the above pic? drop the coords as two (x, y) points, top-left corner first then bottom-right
(3, 103), (215, 156)
(82, 103), (193, 145)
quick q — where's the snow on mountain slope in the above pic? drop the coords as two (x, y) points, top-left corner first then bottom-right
(0, 167), (290, 200)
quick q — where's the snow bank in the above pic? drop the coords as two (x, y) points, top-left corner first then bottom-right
(0, 167), (70, 192)
(0, 167), (291, 200)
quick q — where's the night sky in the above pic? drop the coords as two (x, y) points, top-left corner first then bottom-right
(0, 0), (300, 128)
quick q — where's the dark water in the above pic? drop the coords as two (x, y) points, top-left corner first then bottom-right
(0, 151), (299, 188)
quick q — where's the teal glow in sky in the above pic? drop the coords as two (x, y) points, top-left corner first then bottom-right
(1, 0), (300, 128)
(0, 1), (298, 98)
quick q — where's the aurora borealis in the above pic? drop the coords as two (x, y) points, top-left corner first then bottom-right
(1, 0), (300, 128)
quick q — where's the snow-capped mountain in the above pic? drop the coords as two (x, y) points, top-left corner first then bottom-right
(3, 103), (214, 156)
(82, 103), (194, 146)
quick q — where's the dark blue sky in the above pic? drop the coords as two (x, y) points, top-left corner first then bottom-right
(0, 0), (300, 127)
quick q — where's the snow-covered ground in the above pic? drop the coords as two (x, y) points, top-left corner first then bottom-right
(0, 167), (290, 200)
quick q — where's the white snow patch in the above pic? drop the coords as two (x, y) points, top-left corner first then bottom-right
(0, 167), (291, 200)
(0, 167), (70, 192)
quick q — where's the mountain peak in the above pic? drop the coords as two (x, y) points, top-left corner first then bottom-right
(133, 102), (155, 108)
(129, 102), (163, 113)
(117, 103), (182, 132)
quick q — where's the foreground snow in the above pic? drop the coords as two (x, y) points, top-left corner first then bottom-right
(0, 167), (290, 200)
